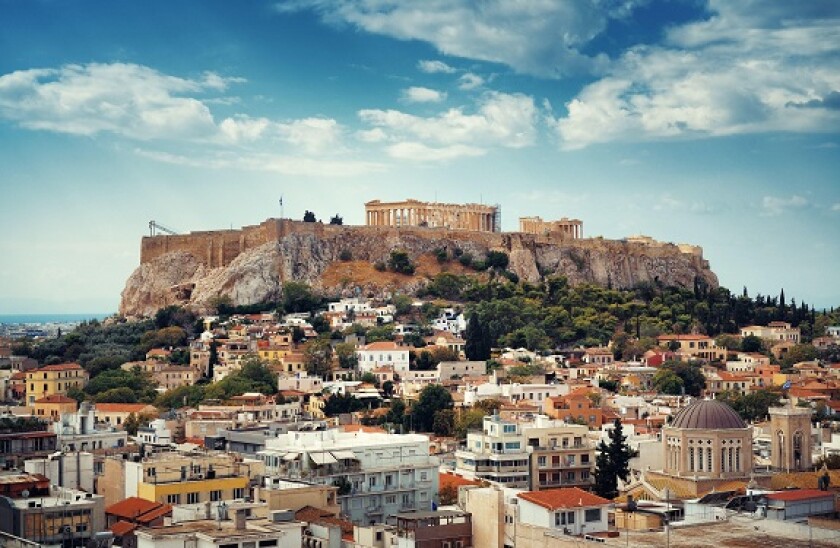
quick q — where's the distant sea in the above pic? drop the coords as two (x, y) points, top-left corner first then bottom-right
(0, 313), (110, 325)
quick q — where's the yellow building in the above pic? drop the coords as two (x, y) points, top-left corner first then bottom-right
(25, 363), (89, 406)
(32, 394), (78, 421)
(258, 345), (292, 364)
(125, 452), (264, 506)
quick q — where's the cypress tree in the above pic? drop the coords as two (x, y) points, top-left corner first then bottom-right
(594, 418), (636, 499)
(465, 314), (487, 361)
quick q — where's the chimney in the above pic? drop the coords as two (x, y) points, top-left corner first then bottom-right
(234, 509), (246, 531)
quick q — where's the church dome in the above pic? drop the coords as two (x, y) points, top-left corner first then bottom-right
(670, 399), (747, 430)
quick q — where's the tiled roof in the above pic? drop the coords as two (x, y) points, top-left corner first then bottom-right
(95, 403), (155, 413)
(439, 473), (481, 492)
(110, 520), (138, 537)
(518, 487), (611, 510)
(106, 497), (171, 523)
(33, 363), (85, 372)
(767, 489), (835, 502)
(361, 341), (402, 351)
(34, 394), (77, 404)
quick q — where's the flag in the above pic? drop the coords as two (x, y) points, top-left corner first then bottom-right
(782, 380), (791, 390)
(279, 196), (283, 206)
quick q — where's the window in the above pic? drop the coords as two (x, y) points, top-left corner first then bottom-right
(503, 424), (516, 433)
(585, 508), (601, 522)
(369, 477), (377, 488)
(538, 456), (547, 467)
(210, 490), (222, 501)
(581, 471), (590, 480)
(234, 488), (245, 499)
(167, 494), (181, 504)
(420, 472), (427, 481)
(76, 524), (88, 533)
(505, 442), (520, 450)
(385, 495), (396, 504)
(187, 492), (199, 504)
(259, 541), (278, 547)
(567, 512), (575, 524)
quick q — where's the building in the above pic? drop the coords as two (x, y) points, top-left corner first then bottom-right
(769, 405), (812, 472)
(24, 451), (95, 492)
(741, 322), (801, 344)
(255, 478), (340, 516)
(0, 473), (105, 547)
(105, 497), (172, 538)
(25, 363), (89, 406)
(655, 334), (726, 362)
(455, 415), (530, 488)
(365, 199), (499, 232)
(136, 419), (173, 447)
(54, 402), (128, 452)
(104, 451), (263, 507)
(763, 489), (836, 521)
(517, 487), (611, 537)
(32, 394), (78, 421)
(661, 399), (752, 479)
(258, 429), (439, 524)
(356, 341), (411, 375)
(134, 510), (303, 548)
(95, 403), (159, 428)
(523, 417), (595, 491)
(0, 423), (58, 469)
(543, 390), (604, 428)
(392, 510), (472, 548)
(153, 366), (197, 391)
(519, 216), (583, 239)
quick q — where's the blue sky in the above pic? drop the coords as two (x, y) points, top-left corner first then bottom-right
(0, 0), (838, 314)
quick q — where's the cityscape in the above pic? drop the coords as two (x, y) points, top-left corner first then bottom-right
(2, 1), (840, 547)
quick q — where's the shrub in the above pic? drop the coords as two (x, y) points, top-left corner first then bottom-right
(374, 261), (386, 272)
(339, 249), (352, 261)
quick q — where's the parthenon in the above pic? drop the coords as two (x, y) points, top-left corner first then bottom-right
(365, 199), (499, 232)
(519, 216), (583, 239)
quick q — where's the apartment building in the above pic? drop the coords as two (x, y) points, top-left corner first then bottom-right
(25, 363), (89, 406)
(258, 429), (439, 524)
(741, 321), (801, 344)
(356, 342), (411, 375)
(523, 417), (595, 491)
(455, 415), (530, 488)
(655, 334), (726, 362)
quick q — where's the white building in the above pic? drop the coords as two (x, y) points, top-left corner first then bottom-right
(258, 428), (439, 524)
(135, 510), (303, 548)
(455, 415), (530, 488)
(24, 451), (95, 492)
(137, 418), (173, 446)
(517, 487), (611, 537)
(277, 372), (323, 393)
(462, 382), (567, 407)
(433, 309), (467, 334)
(54, 401), (127, 452)
(356, 341), (411, 375)
(740, 322), (801, 343)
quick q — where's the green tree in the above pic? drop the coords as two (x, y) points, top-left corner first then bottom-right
(484, 251), (509, 271)
(655, 361), (706, 396)
(433, 409), (455, 436)
(411, 385), (453, 432)
(155, 384), (206, 410)
(781, 344), (818, 369)
(454, 409), (485, 439)
(95, 387), (138, 403)
(304, 338), (333, 378)
(593, 418), (636, 499)
(281, 282), (319, 314)
(465, 314), (490, 361)
(652, 369), (685, 395)
(123, 413), (140, 436)
(741, 335), (763, 353)
(388, 250), (416, 275)
(334, 343), (358, 369)
(382, 380), (395, 398)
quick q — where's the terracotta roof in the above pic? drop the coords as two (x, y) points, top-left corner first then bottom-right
(669, 400), (747, 430)
(657, 334), (712, 341)
(361, 341), (402, 351)
(342, 424), (386, 433)
(32, 363), (85, 372)
(95, 403), (155, 413)
(295, 505), (334, 521)
(110, 520), (138, 537)
(518, 487), (611, 510)
(767, 489), (835, 502)
(106, 497), (171, 523)
(34, 394), (77, 404)
(439, 473), (481, 491)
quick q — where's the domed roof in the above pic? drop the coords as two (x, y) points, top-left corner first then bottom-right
(670, 400), (747, 430)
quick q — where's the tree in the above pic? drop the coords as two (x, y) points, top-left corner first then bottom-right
(388, 250), (416, 275)
(652, 369), (684, 395)
(95, 387), (138, 403)
(303, 210), (316, 222)
(454, 409), (486, 439)
(123, 413), (140, 436)
(433, 409), (455, 436)
(334, 343), (358, 369)
(382, 380), (395, 398)
(281, 281), (319, 314)
(329, 214), (343, 225)
(781, 344), (818, 369)
(655, 361), (706, 397)
(465, 314), (490, 361)
(304, 338), (333, 378)
(741, 335), (763, 353)
(411, 385), (453, 432)
(484, 251), (509, 271)
(593, 418), (636, 499)
(439, 483), (458, 505)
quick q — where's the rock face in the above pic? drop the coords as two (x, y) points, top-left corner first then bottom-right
(119, 219), (718, 318)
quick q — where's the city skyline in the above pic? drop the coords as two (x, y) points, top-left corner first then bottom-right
(1, 0), (839, 313)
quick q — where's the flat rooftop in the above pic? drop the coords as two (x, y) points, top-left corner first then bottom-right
(137, 518), (303, 540)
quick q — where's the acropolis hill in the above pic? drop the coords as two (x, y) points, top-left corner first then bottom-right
(120, 213), (717, 318)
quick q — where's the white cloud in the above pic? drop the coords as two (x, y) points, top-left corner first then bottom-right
(401, 86), (447, 103)
(553, 2), (840, 149)
(457, 73), (484, 90)
(359, 91), (537, 157)
(417, 60), (456, 74)
(831, 203), (840, 212)
(385, 142), (484, 161)
(0, 63), (223, 140)
(355, 127), (388, 143)
(134, 148), (384, 177)
(277, 117), (343, 153)
(283, 1), (625, 77)
(762, 195), (809, 216)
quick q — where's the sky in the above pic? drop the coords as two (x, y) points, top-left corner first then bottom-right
(0, 0), (839, 314)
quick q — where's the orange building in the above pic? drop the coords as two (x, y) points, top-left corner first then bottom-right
(543, 388), (603, 428)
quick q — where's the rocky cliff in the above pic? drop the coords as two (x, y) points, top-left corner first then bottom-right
(119, 219), (718, 317)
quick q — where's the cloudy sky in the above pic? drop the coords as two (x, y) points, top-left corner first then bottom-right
(1, 0), (839, 314)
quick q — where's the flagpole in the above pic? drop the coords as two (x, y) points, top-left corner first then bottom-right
(279, 196), (284, 220)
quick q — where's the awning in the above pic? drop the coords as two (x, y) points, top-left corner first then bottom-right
(331, 450), (359, 461)
(282, 452), (300, 461)
(309, 452), (338, 465)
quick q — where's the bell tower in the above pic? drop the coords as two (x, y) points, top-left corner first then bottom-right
(769, 406), (812, 472)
